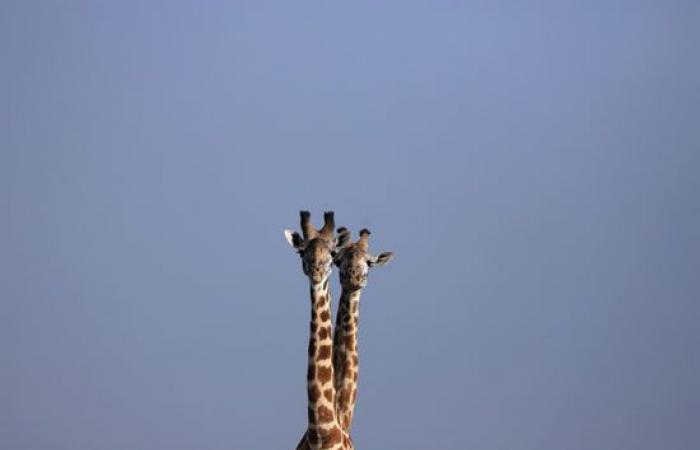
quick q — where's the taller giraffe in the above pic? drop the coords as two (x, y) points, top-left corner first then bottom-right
(284, 211), (353, 450)
(332, 228), (394, 431)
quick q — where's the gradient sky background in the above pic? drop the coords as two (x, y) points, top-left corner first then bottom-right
(2, 1), (699, 449)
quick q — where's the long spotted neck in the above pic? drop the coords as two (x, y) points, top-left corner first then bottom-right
(305, 279), (344, 449)
(332, 288), (363, 431)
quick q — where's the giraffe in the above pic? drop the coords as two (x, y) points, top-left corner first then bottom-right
(332, 228), (394, 432)
(284, 211), (354, 450)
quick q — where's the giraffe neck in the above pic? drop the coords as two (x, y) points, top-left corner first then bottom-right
(332, 288), (363, 431)
(305, 279), (344, 449)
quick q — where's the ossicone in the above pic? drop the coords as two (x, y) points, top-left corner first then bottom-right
(320, 211), (335, 236)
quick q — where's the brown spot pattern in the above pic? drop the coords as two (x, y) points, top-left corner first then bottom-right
(318, 326), (329, 340)
(323, 389), (333, 402)
(316, 404), (334, 423)
(308, 385), (321, 402)
(346, 335), (355, 349)
(339, 387), (350, 406)
(317, 365), (332, 383)
(320, 310), (330, 322)
(319, 426), (342, 447)
(317, 344), (331, 361)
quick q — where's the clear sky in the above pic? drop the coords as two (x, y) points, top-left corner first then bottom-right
(2, 1), (699, 449)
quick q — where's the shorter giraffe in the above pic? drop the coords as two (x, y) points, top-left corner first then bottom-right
(285, 211), (353, 450)
(332, 228), (394, 431)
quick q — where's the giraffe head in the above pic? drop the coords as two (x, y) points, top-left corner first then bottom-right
(284, 211), (352, 285)
(333, 228), (394, 292)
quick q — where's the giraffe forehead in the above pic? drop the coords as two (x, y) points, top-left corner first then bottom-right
(341, 248), (368, 265)
(304, 238), (333, 260)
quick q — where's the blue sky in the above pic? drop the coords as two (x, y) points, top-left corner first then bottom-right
(2, 1), (699, 449)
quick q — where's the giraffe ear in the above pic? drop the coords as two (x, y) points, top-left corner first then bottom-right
(368, 251), (394, 267)
(334, 227), (352, 250)
(284, 229), (304, 251)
